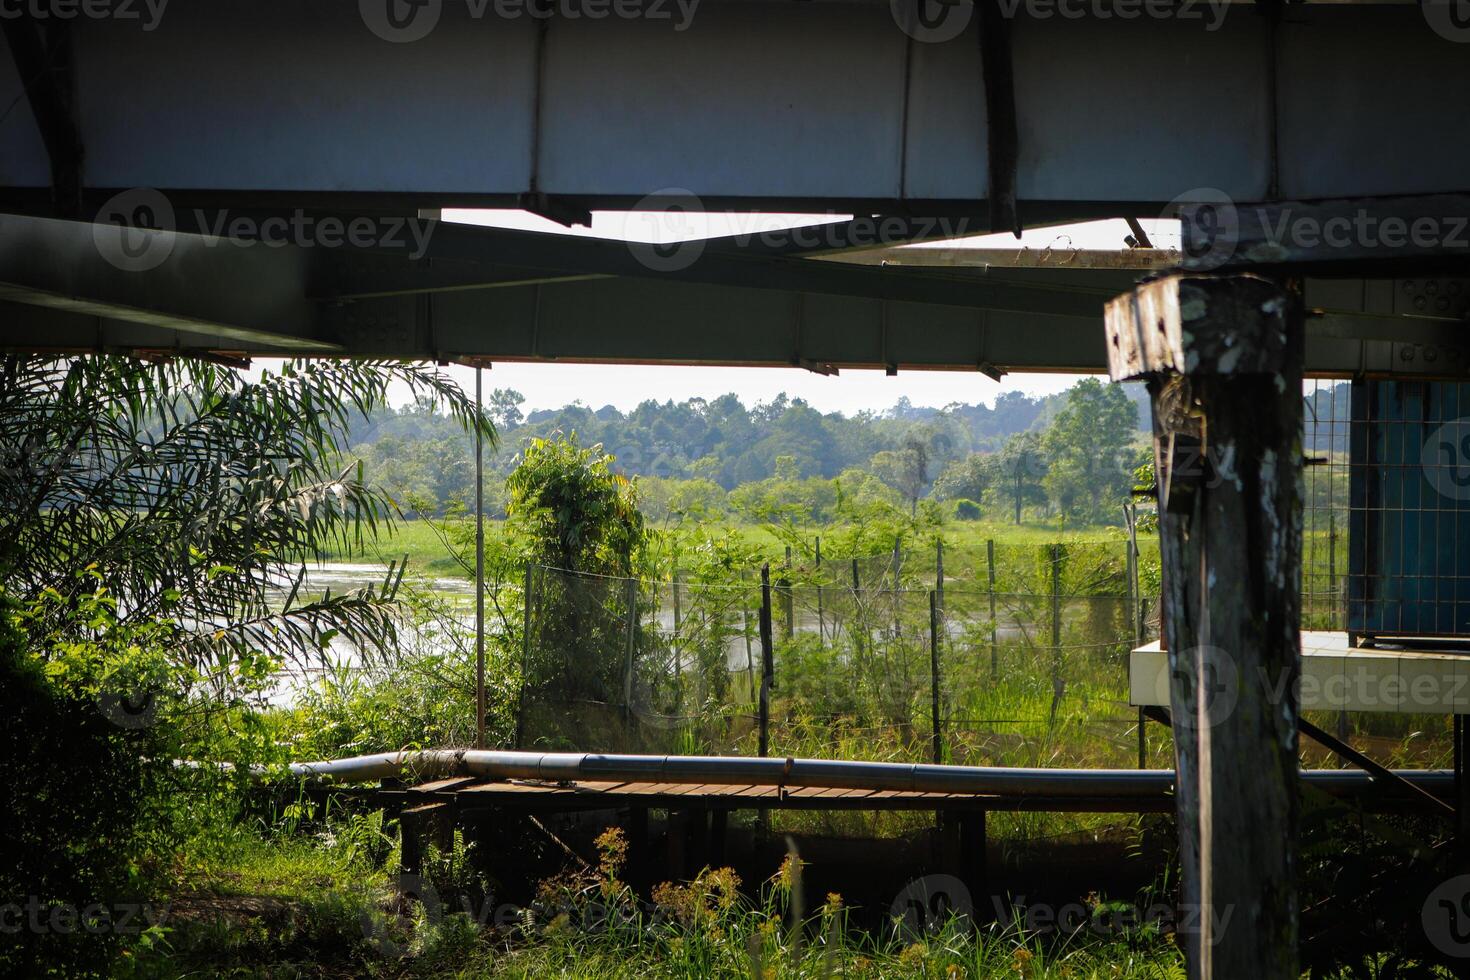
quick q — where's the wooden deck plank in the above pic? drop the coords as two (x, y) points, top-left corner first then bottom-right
(600, 782), (666, 795)
(411, 777), (480, 794)
(459, 781), (561, 794)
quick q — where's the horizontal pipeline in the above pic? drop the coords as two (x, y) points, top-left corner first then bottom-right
(278, 750), (1452, 799)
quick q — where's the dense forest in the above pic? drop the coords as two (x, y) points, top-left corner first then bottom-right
(348, 379), (1161, 525)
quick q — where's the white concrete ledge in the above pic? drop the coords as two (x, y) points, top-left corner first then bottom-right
(1130, 631), (1470, 715)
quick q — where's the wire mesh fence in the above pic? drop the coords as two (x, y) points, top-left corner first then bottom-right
(515, 538), (1161, 769)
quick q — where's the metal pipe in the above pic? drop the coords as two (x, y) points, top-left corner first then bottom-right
(275, 749), (1453, 800)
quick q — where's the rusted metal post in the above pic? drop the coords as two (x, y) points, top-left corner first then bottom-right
(1105, 273), (1304, 979)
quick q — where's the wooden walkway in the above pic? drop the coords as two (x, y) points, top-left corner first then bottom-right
(373, 772), (1441, 817)
(391, 775), (1174, 813)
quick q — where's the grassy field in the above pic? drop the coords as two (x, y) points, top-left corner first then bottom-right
(325, 517), (1151, 579)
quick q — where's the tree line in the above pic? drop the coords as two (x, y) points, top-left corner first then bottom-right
(350, 378), (1156, 526)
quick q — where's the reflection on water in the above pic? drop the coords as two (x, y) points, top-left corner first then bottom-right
(264, 563), (476, 707)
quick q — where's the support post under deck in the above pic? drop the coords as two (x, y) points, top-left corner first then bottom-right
(1105, 274), (1305, 980)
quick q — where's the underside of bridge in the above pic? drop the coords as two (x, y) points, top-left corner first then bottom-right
(3, 3), (1468, 976)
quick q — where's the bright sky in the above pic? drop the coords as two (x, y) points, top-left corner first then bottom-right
(317, 210), (1180, 416)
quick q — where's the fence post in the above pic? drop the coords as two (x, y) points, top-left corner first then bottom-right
(780, 545), (795, 640)
(929, 590), (943, 765)
(672, 566), (683, 700)
(987, 539), (998, 678)
(742, 583), (756, 702)
(815, 535), (824, 643)
(1329, 514), (1347, 740)
(1126, 504), (1146, 769)
(1050, 543), (1063, 699)
(623, 576), (637, 733)
(474, 368), (486, 750)
(759, 564), (774, 759)
(892, 539), (902, 638)
(515, 563), (533, 750)
(935, 539), (944, 606)
(1328, 512), (1337, 624)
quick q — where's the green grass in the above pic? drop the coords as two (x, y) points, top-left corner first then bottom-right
(322, 518), (1147, 582)
(133, 819), (1190, 979)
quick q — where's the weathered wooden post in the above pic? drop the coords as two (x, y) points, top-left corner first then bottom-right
(1104, 273), (1304, 979)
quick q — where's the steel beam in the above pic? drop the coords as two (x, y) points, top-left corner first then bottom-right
(1, 4), (1466, 212)
(2, 214), (1468, 379)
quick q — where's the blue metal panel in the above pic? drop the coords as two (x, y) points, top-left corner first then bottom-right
(1348, 380), (1470, 638)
